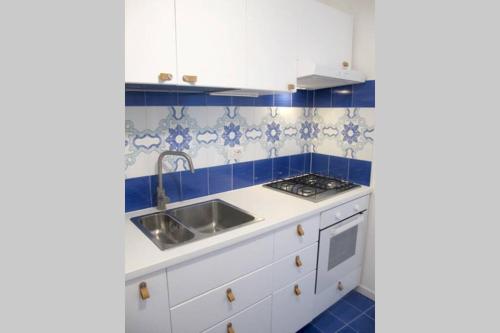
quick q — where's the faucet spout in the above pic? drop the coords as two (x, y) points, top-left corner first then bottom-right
(156, 150), (195, 210)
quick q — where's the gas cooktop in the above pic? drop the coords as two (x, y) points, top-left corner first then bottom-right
(264, 173), (360, 202)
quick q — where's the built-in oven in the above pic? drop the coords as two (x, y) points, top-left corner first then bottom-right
(316, 209), (367, 293)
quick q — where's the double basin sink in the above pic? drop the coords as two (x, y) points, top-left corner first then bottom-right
(131, 199), (261, 250)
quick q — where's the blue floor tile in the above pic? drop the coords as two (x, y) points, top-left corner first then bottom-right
(311, 311), (345, 332)
(296, 323), (321, 333)
(349, 314), (375, 333)
(328, 299), (362, 324)
(337, 326), (357, 333)
(342, 291), (375, 312)
(365, 305), (375, 320)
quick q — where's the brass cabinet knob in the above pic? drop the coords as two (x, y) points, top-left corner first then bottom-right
(288, 83), (295, 91)
(158, 72), (173, 82)
(294, 284), (301, 296)
(226, 288), (235, 303)
(139, 282), (150, 300)
(295, 255), (303, 267)
(297, 224), (305, 237)
(337, 281), (344, 291)
(227, 322), (235, 333)
(182, 75), (198, 84)
(342, 61), (350, 69)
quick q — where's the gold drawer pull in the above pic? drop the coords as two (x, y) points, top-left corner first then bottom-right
(158, 72), (173, 82)
(139, 282), (150, 300)
(342, 61), (350, 69)
(337, 281), (344, 291)
(295, 255), (303, 267)
(288, 83), (295, 91)
(226, 288), (235, 303)
(227, 322), (235, 333)
(294, 284), (301, 296)
(297, 224), (304, 236)
(182, 75), (198, 84)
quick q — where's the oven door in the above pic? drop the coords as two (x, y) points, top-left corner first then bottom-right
(316, 212), (367, 293)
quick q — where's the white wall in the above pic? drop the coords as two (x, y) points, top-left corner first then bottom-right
(322, 0), (376, 297)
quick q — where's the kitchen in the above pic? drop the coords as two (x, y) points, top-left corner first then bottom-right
(125, 0), (375, 332)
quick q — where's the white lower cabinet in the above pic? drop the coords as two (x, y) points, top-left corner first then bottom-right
(170, 265), (273, 333)
(125, 270), (171, 333)
(202, 297), (272, 333)
(272, 271), (317, 333)
(272, 242), (318, 291)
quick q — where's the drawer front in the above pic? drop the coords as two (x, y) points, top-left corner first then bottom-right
(202, 296), (272, 333)
(272, 271), (316, 333)
(274, 215), (320, 260)
(170, 265), (272, 333)
(168, 233), (273, 306)
(320, 195), (370, 229)
(125, 270), (171, 333)
(313, 266), (363, 318)
(272, 242), (318, 291)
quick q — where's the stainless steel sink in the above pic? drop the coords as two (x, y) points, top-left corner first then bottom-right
(166, 199), (256, 234)
(131, 213), (195, 250)
(130, 199), (261, 250)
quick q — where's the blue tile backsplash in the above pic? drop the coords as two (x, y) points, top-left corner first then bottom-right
(125, 81), (375, 212)
(125, 153), (372, 212)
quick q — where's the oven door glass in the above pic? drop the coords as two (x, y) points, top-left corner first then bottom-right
(328, 225), (358, 270)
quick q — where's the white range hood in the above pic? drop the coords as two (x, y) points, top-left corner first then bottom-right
(296, 61), (366, 90)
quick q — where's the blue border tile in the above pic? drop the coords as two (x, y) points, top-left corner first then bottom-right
(329, 156), (350, 180)
(274, 92), (292, 107)
(232, 96), (256, 106)
(353, 80), (375, 107)
(273, 156), (290, 180)
(233, 161), (254, 189)
(178, 92), (206, 106)
(290, 154), (306, 176)
(181, 168), (208, 200)
(254, 158), (273, 184)
(305, 153), (312, 173)
(348, 159), (372, 186)
(292, 89), (307, 107)
(332, 85), (353, 107)
(307, 90), (314, 108)
(255, 94), (274, 107)
(125, 176), (151, 212)
(205, 95), (232, 106)
(311, 153), (329, 175)
(125, 91), (146, 106)
(150, 172), (182, 206)
(208, 164), (232, 194)
(314, 88), (332, 108)
(145, 91), (177, 106)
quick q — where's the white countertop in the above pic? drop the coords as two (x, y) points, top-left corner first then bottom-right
(125, 184), (372, 281)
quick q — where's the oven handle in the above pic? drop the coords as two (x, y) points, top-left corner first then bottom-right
(330, 214), (365, 236)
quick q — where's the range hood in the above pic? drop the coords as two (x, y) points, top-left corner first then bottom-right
(296, 61), (366, 90)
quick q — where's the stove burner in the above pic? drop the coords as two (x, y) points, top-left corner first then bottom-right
(264, 173), (360, 202)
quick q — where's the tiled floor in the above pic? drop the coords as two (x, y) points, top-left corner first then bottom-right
(297, 290), (375, 333)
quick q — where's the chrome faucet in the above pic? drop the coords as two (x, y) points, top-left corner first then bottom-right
(156, 150), (195, 210)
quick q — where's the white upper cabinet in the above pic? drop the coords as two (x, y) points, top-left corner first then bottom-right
(175, 0), (246, 89)
(246, 0), (299, 92)
(297, 0), (353, 71)
(125, 0), (177, 85)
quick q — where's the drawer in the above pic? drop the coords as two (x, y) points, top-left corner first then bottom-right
(170, 265), (272, 333)
(272, 242), (318, 290)
(272, 271), (316, 333)
(313, 266), (362, 318)
(202, 296), (272, 333)
(320, 195), (370, 229)
(125, 270), (171, 333)
(167, 233), (273, 306)
(274, 215), (319, 259)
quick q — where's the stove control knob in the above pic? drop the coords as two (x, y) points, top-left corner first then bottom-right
(335, 212), (342, 220)
(353, 204), (361, 212)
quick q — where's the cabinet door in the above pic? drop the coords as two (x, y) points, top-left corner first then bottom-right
(246, 0), (298, 92)
(125, 0), (177, 84)
(175, 0), (246, 88)
(125, 270), (171, 333)
(297, 0), (353, 70)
